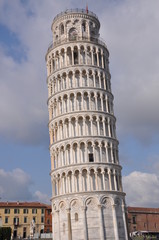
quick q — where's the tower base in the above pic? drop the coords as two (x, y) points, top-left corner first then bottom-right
(52, 192), (128, 240)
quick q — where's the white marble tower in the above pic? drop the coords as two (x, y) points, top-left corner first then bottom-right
(46, 8), (128, 240)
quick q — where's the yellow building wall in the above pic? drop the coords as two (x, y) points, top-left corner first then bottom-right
(0, 206), (45, 238)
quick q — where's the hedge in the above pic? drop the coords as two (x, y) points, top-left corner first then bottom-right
(0, 227), (11, 240)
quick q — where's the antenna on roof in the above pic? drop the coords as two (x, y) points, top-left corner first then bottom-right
(86, 3), (88, 13)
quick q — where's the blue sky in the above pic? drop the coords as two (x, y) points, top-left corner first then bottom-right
(0, 0), (159, 207)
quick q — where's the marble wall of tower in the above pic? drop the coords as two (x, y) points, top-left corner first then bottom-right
(46, 9), (129, 240)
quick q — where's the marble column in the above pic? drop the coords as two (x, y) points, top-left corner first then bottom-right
(82, 206), (88, 240)
(98, 204), (104, 240)
(112, 204), (119, 240)
(67, 208), (72, 240)
(122, 202), (129, 240)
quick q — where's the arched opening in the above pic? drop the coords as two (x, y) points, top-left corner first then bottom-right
(82, 22), (86, 33)
(90, 93), (95, 110)
(77, 93), (82, 110)
(82, 70), (87, 86)
(87, 46), (92, 65)
(67, 47), (72, 65)
(88, 142), (93, 162)
(74, 46), (78, 65)
(82, 169), (87, 191)
(101, 142), (106, 162)
(69, 28), (78, 41)
(70, 93), (75, 111)
(75, 213), (78, 221)
(75, 170), (79, 191)
(86, 116), (91, 135)
(73, 143), (78, 163)
(95, 142), (100, 161)
(84, 92), (89, 110)
(80, 142), (85, 162)
(68, 71), (73, 88)
(60, 24), (64, 35)
(62, 73), (67, 89)
(78, 117), (83, 136)
(80, 46), (85, 64)
(75, 70), (80, 87)
(99, 117), (104, 135)
(90, 169), (96, 190)
(71, 117), (76, 136)
(61, 48), (65, 67)
(97, 168), (103, 190)
(63, 95), (68, 113)
(104, 169), (109, 190)
(92, 116), (97, 135)
(89, 69), (93, 86)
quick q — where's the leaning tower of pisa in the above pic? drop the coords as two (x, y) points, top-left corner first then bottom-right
(46, 8), (128, 240)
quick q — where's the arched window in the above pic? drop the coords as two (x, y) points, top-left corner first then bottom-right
(69, 28), (78, 41)
(82, 22), (86, 32)
(60, 24), (64, 35)
(75, 213), (78, 221)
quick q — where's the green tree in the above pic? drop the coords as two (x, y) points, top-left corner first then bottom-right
(0, 227), (11, 240)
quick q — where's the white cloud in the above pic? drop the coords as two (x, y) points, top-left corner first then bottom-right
(0, 168), (50, 203)
(0, 1), (51, 144)
(0, 0), (158, 145)
(0, 0), (84, 145)
(123, 171), (159, 207)
(100, 0), (159, 144)
(0, 168), (33, 200)
(0, 0), (159, 207)
(34, 191), (50, 204)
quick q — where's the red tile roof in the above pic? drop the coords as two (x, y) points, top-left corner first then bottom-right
(127, 206), (159, 214)
(0, 201), (51, 208)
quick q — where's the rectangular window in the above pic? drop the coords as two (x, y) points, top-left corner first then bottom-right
(41, 216), (44, 223)
(14, 209), (20, 214)
(89, 153), (94, 162)
(33, 217), (36, 223)
(23, 208), (28, 214)
(13, 217), (19, 225)
(41, 208), (44, 214)
(132, 216), (136, 224)
(23, 227), (27, 238)
(24, 217), (27, 223)
(5, 217), (8, 224)
(32, 209), (37, 214)
(4, 209), (10, 214)
(47, 209), (51, 215)
(128, 218), (131, 223)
